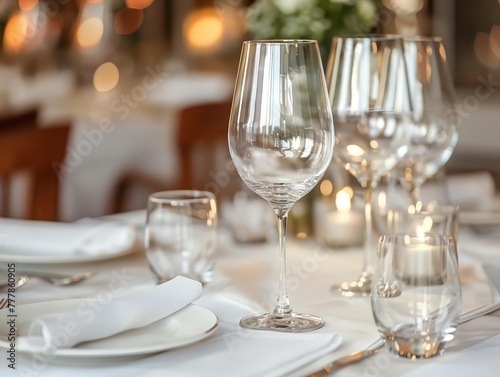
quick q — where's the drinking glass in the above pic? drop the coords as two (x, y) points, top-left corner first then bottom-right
(144, 190), (218, 284)
(371, 234), (462, 358)
(386, 204), (459, 243)
(228, 40), (334, 332)
(325, 35), (412, 296)
(394, 37), (459, 210)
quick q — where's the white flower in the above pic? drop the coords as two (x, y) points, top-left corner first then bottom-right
(357, 0), (377, 22)
(273, 0), (311, 14)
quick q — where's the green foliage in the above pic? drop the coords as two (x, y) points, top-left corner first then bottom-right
(246, 0), (382, 60)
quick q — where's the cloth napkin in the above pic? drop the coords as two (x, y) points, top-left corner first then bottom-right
(0, 218), (136, 257)
(145, 291), (343, 377)
(19, 276), (202, 351)
(420, 171), (496, 211)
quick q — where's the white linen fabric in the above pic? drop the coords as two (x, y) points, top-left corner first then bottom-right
(20, 276), (202, 351)
(0, 218), (136, 256)
(180, 292), (343, 377)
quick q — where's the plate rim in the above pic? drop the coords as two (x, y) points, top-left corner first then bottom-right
(0, 300), (218, 357)
(0, 238), (141, 264)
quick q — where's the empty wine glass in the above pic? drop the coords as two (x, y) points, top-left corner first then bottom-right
(228, 40), (334, 332)
(325, 35), (412, 296)
(394, 37), (458, 210)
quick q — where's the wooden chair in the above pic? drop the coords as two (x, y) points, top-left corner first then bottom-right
(0, 124), (70, 221)
(112, 100), (234, 213)
(0, 108), (38, 132)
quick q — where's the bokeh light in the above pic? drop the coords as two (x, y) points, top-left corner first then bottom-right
(93, 62), (120, 92)
(474, 31), (500, 69)
(183, 8), (224, 52)
(115, 7), (144, 35)
(18, 0), (38, 11)
(126, 0), (154, 10)
(3, 12), (29, 54)
(76, 17), (104, 48)
(490, 25), (500, 60)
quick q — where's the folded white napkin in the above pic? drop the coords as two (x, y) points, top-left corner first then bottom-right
(152, 292), (343, 377)
(21, 276), (202, 351)
(416, 171), (496, 211)
(458, 227), (500, 266)
(0, 218), (136, 256)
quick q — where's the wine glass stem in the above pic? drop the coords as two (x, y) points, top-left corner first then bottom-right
(273, 208), (292, 317)
(361, 182), (376, 278)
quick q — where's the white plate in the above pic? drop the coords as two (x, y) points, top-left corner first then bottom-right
(0, 300), (218, 357)
(0, 239), (140, 264)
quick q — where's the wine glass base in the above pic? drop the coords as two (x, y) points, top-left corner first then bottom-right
(331, 275), (373, 297)
(239, 312), (325, 333)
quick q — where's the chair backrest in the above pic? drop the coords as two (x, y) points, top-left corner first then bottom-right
(176, 100), (235, 196)
(0, 124), (70, 220)
(0, 109), (38, 132)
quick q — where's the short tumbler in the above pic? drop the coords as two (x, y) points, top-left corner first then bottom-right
(371, 234), (462, 359)
(144, 190), (217, 284)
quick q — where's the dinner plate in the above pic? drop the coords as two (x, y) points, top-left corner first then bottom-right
(0, 300), (218, 357)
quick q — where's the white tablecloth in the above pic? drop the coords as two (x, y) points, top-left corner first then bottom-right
(1, 211), (500, 377)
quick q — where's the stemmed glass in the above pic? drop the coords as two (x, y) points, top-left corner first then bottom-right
(325, 35), (412, 296)
(394, 37), (458, 210)
(228, 40), (334, 332)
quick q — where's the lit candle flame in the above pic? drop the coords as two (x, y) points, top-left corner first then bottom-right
(416, 216), (433, 239)
(336, 188), (351, 213)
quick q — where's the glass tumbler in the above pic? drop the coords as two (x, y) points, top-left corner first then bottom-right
(386, 204), (459, 242)
(144, 190), (217, 284)
(371, 234), (462, 359)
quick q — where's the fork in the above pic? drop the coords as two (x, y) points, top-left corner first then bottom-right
(4, 270), (94, 286)
(0, 298), (9, 310)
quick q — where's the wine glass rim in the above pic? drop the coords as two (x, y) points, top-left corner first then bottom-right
(149, 190), (215, 204)
(243, 39), (318, 45)
(404, 35), (443, 43)
(332, 34), (402, 42)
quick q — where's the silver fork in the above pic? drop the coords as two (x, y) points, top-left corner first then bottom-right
(0, 298), (10, 310)
(308, 301), (500, 377)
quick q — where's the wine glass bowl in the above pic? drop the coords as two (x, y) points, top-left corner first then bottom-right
(228, 40), (334, 332)
(325, 35), (412, 296)
(395, 36), (458, 208)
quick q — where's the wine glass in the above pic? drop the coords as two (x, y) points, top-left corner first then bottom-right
(228, 40), (334, 332)
(325, 35), (412, 296)
(394, 36), (459, 210)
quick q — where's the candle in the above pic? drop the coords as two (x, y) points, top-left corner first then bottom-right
(396, 243), (446, 285)
(316, 188), (364, 247)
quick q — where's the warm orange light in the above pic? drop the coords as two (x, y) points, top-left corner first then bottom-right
(19, 0), (38, 11)
(184, 9), (224, 51)
(76, 17), (103, 48)
(320, 180), (333, 196)
(93, 62), (119, 92)
(474, 31), (500, 69)
(126, 0), (154, 9)
(490, 25), (500, 60)
(3, 12), (29, 54)
(115, 7), (144, 35)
